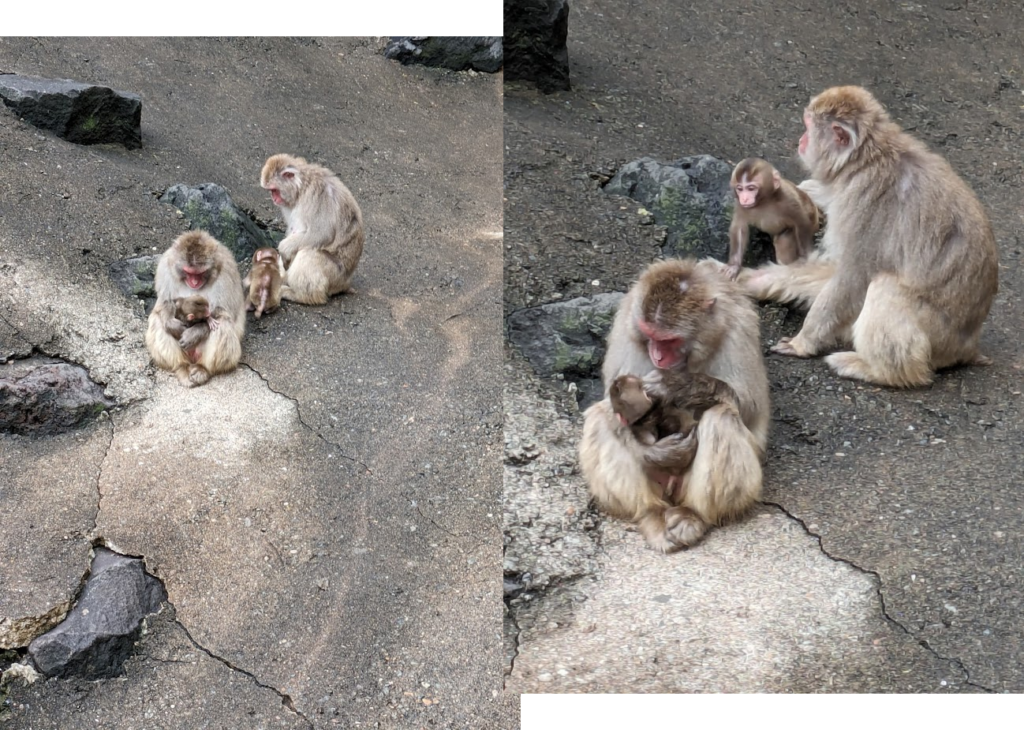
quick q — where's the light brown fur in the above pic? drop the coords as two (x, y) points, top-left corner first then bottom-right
(242, 247), (285, 318)
(727, 157), (820, 278)
(743, 86), (999, 387)
(145, 231), (246, 387)
(580, 258), (770, 552)
(260, 153), (364, 305)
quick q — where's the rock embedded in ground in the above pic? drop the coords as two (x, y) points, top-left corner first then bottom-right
(506, 292), (623, 384)
(0, 74), (142, 149)
(28, 548), (166, 679)
(604, 155), (776, 266)
(107, 254), (160, 302)
(159, 183), (276, 264)
(0, 357), (115, 436)
(504, 0), (571, 92)
(384, 37), (503, 73)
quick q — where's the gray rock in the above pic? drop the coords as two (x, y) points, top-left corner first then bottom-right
(605, 155), (775, 265)
(505, 0), (571, 92)
(384, 37), (503, 73)
(0, 74), (142, 149)
(107, 255), (159, 302)
(506, 292), (623, 383)
(159, 183), (276, 264)
(28, 548), (166, 679)
(0, 357), (115, 436)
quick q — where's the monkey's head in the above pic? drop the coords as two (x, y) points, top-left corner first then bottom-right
(633, 260), (718, 371)
(799, 86), (888, 177)
(252, 247), (281, 265)
(173, 295), (210, 322)
(172, 231), (222, 290)
(609, 375), (653, 427)
(731, 158), (780, 209)
(261, 153), (307, 208)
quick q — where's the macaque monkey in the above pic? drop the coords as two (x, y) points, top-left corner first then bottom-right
(580, 258), (770, 552)
(165, 295), (229, 350)
(145, 231), (246, 387)
(726, 157), (820, 279)
(743, 86), (999, 387)
(609, 370), (739, 503)
(260, 153), (365, 305)
(242, 247), (285, 318)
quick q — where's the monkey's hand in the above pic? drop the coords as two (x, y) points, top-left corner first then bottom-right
(642, 428), (699, 472)
(179, 323), (211, 351)
(771, 335), (816, 358)
(724, 263), (741, 281)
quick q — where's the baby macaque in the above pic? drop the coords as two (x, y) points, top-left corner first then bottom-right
(166, 295), (223, 350)
(242, 247), (285, 318)
(727, 157), (820, 279)
(609, 371), (739, 501)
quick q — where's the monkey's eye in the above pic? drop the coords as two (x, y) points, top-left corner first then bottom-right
(283, 171), (294, 180)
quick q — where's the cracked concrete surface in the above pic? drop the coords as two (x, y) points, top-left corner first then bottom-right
(1, 37), (512, 728)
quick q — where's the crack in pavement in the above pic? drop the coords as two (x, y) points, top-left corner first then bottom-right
(763, 500), (995, 693)
(87, 415), (116, 540)
(238, 361), (374, 476)
(168, 604), (314, 729)
(502, 597), (521, 689)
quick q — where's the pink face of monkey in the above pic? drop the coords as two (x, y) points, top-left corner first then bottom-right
(798, 112), (814, 162)
(636, 318), (686, 370)
(735, 175), (761, 208)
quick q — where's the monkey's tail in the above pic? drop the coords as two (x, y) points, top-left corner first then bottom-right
(741, 257), (835, 308)
(683, 403), (762, 526)
(255, 286), (269, 319)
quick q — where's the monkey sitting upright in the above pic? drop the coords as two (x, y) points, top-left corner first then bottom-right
(726, 157), (820, 279)
(609, 370), (739, 502)
(242, 247), (285, 319)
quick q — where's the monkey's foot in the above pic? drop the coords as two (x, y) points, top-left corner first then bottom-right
(970, 353), (993, 366)
(771, 335), (815, 358)
(187, 364), (212, 387)
(664, 506), (708, 548)
(173, 366), (193, 387)
(637, 506), (707, 553)
(826, 351), (933, 388)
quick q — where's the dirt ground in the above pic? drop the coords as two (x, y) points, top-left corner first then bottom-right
(505, 1), (1024, 693)
(0, 37), (513, 728)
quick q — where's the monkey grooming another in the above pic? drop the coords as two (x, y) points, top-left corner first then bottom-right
(580, 258), (770, 552)
(725, 157), (820, 280)
(742, 86), (998, 387)
(242, 247), (285, 318)
(145, 231), (246, 387)
(260, 153), (365, 305)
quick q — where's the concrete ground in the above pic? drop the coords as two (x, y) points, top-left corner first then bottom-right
(0, 38), (514, 728)
(504, 1), (1024, 695)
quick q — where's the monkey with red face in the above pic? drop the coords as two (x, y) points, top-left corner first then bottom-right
(743, 86), (998, 387)
(260, 154), (364, 306)
(726, 157), (819, 280)
(580, 258), (769, 552)
(145, 231), (245, 387)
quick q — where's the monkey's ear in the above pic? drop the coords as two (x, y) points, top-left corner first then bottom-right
(831, 122), (853, 148)
(772, 170), (781, 190)
(703, 297), (716, 312)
